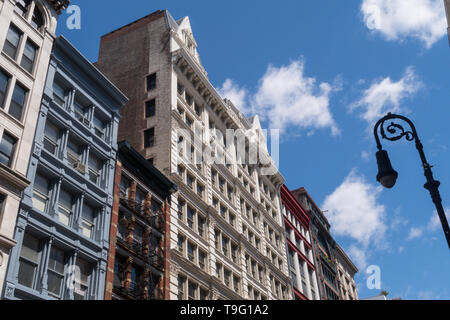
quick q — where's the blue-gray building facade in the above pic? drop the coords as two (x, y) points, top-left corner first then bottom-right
(2, 36), (127, 300)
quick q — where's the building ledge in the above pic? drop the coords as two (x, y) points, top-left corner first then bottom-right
(0, 163), (30, 191)
(0, 233), (17, 250)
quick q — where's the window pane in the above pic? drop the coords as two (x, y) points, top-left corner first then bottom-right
(21, 41), (37, 72)
(53, 81), (66, 106)
(144, 128), (155, 148)
(147, 73), (156, 91)
(0, 132), (17, 166)
(59, 189), (72, 210)
(21, 233), (39, 262)
(3, 25), (21, 59)
(31, 6), (44, 30)
(82, 203), (94, 223)
(145, 99), (155, 118)
(47, 271), (63, 297)
(49, 247), (65, 274)
(9, 83), (27, 120)
(18, 259), (36, 288)
(74, 258), (90, 300)
(93, 115), (105, 138)
(14, 0), (31, 17)
(0, 71), (9, 106)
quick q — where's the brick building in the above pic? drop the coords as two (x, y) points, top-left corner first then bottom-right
(95, 10), (291, 300)
(104, 141), (177, 300)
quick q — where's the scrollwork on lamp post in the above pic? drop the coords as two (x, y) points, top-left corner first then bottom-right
(373, 113), (450, 250)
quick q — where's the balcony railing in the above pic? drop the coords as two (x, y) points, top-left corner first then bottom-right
(119, 195), (165, 233)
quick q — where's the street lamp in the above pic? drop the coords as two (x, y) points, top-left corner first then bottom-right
(373, 113), (450, 250)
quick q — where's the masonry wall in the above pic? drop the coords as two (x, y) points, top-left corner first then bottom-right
(96, 11), (173, 176)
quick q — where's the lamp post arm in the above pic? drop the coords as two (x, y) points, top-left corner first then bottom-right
(374, 113), (450, 249)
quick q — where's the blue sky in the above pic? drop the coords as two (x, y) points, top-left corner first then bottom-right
(57, 1), (450, 299)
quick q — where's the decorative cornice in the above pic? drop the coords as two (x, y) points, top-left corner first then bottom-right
(46, 0), (70, 14)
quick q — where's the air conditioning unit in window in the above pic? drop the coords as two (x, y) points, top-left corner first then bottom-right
(73, 161), (86, 174)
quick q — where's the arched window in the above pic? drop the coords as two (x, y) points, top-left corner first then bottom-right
(31, 5), (44, 31)
(14, 0), (32, 17)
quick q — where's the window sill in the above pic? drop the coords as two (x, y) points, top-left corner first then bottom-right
(1, 51), (36, 81)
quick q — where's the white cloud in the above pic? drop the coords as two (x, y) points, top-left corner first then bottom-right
(217, 79), (249, 113)
(350, 67), (421, 124)
(322, 169), (387, 247)
(361, 0), (447, 49)
(427, 207), (450, 232)
(406, 208), (450, 241)
(218, 59), (341, 136)
(407, 227), (424, 241)
(253, 60), (340, 135)
(347, 244), (369, 270)
(398, 246), (404, 253)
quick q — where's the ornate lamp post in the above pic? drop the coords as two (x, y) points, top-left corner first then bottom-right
(373, 113), (450, 250)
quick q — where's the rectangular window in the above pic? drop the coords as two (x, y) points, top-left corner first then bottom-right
(186, 174), (194, 189)
(233, 276), (240, 293)
(198, 216), (205, 238)
(224, 269), (231, 287)
(52, 81), (66, 107)
(188, 282), (197, 300)
(119, 176), (130, 199)
(144, 128), (155, 148)
(18, 233), (40, 288)
(43, 121), (59, 155)
(177, 199), (185, 221)
(147, 73), (156, 91)
(58, 189), (73, 226)
(187, 242), (195, 262)
(229, 214), (236, 227)
(215, 263), (222, 279)
(196, 183), (204, 198)
(47, 247), (65, 297)
(185, 92), (193, 106)
(93, 114), (106, 139)
(9, 82), (27, 121)
(177, 275), (185, 300)
(187, 206), (194, 229)
(81, 203), (95, 239)
(3, 25), (22, 59)
(74, 258), (90, 300)
(145, 99), (156, 118)
(32, 173), (50, 212)
(214, 230), (220, 250)
(222, 237), (229, 257)
(14, 0), (31, 17)
(200, 288), (209, 300)
(88, 154), (102, 186)
(0, 132), (17, 167)
(67, 139), (85, 174)
(177, 235), (185, 253)
(231, 244), (238, 263)
(198, 250), (206, 270)
(0, 70), (10, 107)
(21, 40), (38, 73)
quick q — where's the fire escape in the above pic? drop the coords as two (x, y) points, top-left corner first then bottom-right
(113, 192), (166, 300)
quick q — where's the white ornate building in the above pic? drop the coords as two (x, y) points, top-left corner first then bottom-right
(96, 10), (291, 300)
